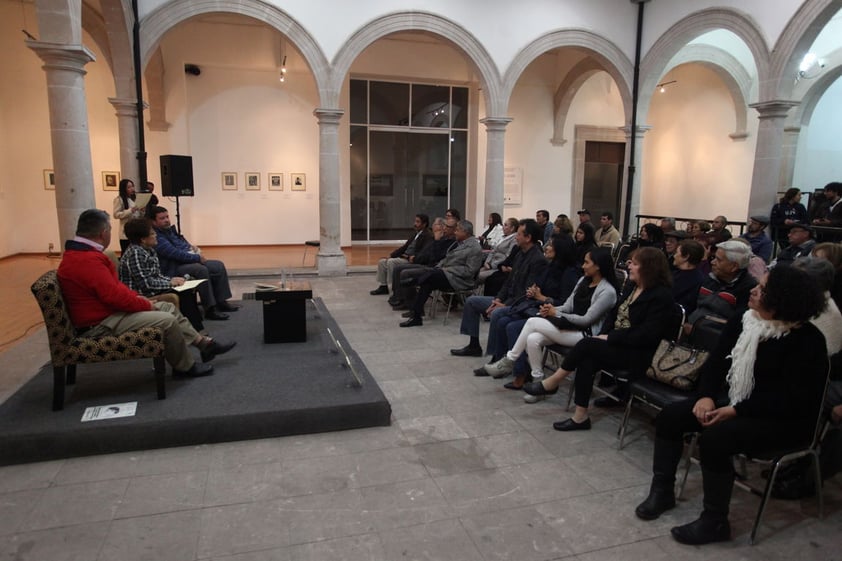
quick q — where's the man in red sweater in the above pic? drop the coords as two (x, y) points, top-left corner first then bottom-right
(57, 209), (235, 377)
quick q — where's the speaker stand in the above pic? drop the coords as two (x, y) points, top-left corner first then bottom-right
(174, 196), (182, 234)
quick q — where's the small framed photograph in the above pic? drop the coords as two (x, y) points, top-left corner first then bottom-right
(291, 173), (306, 191)
(221, 172), (237, 191)
(43, 169), (55, 190)
(245, 172), (260, 191)
(268, 173), (283, 191)
(102, 171), (120, 191)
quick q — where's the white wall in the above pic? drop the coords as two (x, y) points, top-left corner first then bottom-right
(793, 75), (842, 190)
(641, 63), (759, 222)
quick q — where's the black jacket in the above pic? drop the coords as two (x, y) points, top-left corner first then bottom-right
(390, 229), (433, 259)
(604, 283), (676, 351)
(496, 244), (547, 305)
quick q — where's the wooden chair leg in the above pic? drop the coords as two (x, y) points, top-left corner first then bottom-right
(153, 356), (166, 399)
(66, 364), (77, 385)
(52, 366), (66, 411)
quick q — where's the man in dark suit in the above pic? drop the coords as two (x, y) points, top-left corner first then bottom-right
(370, 214), (433, 295)
(451, 218), (548, 357)
(399, 220), (483, 327)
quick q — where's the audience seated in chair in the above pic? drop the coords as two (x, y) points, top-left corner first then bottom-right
(389, 217), (456, 310)
(686, 239), (756, 329)
(472, 233), (580, 368)
(770, 222), (816, 267)
(672, 239), (706, 315)
(478, 247), (618, 390)
(739, 215), (773, 263)
(399, 220), (482, 328)
(522, 247), (676, 428)
(449, 219), (547, 356)
(57, 209), (236, 379)
(370, 213), (432, 296)
(634, 266), (827, 546)
(476, 217), (519, 285)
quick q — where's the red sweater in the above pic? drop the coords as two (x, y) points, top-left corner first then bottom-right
(57, 241), (152, 328)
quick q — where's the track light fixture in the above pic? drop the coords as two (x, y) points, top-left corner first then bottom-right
(656, 80), (677, 93)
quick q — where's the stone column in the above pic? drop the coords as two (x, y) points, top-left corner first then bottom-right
(780, 125), (801, 190)
(480, 117), (512, 219)
(28, 41), (96, 244)
(621, 124), (652, 237)
(747, 100), (798, 217)
(314, 108), (346, 276)
(108, 97), (146, 186)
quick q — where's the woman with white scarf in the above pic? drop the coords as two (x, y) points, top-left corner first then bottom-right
(635, 265), (828, 545)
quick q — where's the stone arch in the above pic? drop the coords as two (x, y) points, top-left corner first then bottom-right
(550, 57), (605, 146)
(665, 44), (753, 139)
(140, 0), (330, 99)
(769, 0), (842, 100)
(81, 2), (112, 70)
(639, 8), (769, 123)
(329, 11), (502, 115)
(502, 29), (633, 124)
(95, 0), (136, 98)
(790, 46), (842, 127)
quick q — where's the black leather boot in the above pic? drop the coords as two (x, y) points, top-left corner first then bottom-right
(635, 437), (683, 520)
(670, 468), (733, 545)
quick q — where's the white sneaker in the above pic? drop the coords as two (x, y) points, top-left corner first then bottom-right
(485, 356), (514, 378)
(523, 393), (545, 404)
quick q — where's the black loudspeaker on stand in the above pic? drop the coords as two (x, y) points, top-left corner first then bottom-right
(160, 155), (194, 234)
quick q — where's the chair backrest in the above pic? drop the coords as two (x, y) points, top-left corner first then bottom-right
(669, 303), (686, 342)
(614, 268), (628, 294)
(598, 241), (615, 251)
(614, 243), (632, 269)
(689, 314), (727, 351)
(30, 270), (76, 366)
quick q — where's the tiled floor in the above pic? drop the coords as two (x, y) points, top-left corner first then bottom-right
(0, 274), (840, 560)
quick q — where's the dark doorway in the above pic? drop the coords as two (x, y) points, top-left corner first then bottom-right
(582, 141), (625, 220)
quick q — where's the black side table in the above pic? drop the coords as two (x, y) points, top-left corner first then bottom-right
(254, 281), (313, 343)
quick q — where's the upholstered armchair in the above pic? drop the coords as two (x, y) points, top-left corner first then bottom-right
(30, 270), (167, 410)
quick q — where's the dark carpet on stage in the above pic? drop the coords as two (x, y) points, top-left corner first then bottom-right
(0, 298), (391, 466)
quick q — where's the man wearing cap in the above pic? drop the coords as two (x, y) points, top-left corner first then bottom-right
(577, 209), (591, 227)
(595, 211), (621, 247)
(773, 223), (817, 267)
(739, 215), (773, 263)
(663, 230), (686, 268)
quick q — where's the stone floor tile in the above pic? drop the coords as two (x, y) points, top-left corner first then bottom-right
(98, 510), (202, 561)
(282, 489), (371, 545)
(54, 451), (143, 485)
(388, 395), (451, 421)
(450, 409), (523, 437)
(359, 478), (456, 531)
(474, 431), (556, 468)
(209, 548), (291, 561)
(0, 488), (44, 536)
(0, 522), (110, 561)
(204, 462), (287, 506)
(561, 449), (649, 492)
(397, 415), (471, 445)
(287, 533), (387, 561)
(137, 444), (213, 476)
(378, 379), (432, 402)
(0, 459), (64, 493)
(198, 500), (291, 558)
(209, 438), (285, 469)
(460, 505), (573, 561)
(573, 538), (672, 561)
(117, 470), (207, 518)
(499, 458), (598, 504)
(414, 439), (496, 476)
(22, 478), (129, 532)
(378, 518), (485, 561)
(434, 468), (529, 515)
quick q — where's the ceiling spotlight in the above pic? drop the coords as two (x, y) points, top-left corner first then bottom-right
(656, 80), (677, 93)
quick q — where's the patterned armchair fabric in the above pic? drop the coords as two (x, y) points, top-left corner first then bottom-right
(30, 270), (167, 410)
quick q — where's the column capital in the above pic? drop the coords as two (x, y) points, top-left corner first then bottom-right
(108, 97), (148, 118)
(748, 100), (799, 119)
(313, 108), (344, 125)
(480, 117), (513, 131)
(27, 40), (95, 71)
(620, 124), (652, 137)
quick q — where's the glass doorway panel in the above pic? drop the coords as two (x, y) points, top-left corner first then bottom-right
(366, 131), (451, 241)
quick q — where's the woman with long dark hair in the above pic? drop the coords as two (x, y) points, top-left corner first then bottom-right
(479, 247), (617, 389)
(478, 212), (504, 248)
(635, 266), (827, 545)
(770, 187), (808, 249)
(113, 178), (143, 252)
(523, 247), (675, 429)
(573, 222), (596, 266)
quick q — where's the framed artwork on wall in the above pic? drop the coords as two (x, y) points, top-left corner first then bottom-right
(268, 173), (283, 191)
(291, 173), (306, 191)
(245, 172), (260, 190)
(221, 172), (237, 191)
(43, 169), (55, 190)
(102, 171), (120, 191)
